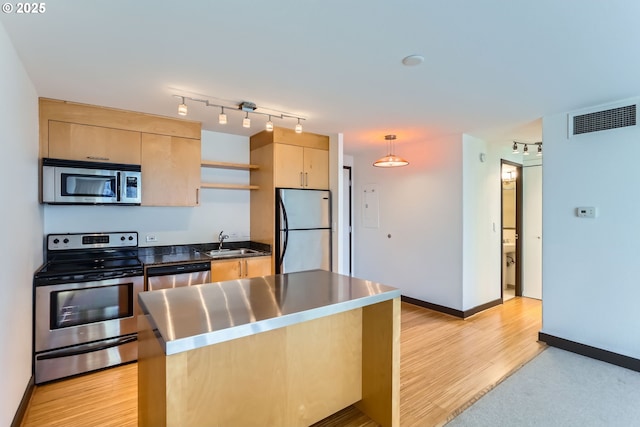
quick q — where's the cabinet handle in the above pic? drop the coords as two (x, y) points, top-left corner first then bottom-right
(305, 172), (308, 187)
(238, 261), (242, 278)
(196, 188), (200, 205)
(300, 172), (304, 187)
(86, 156), (109, 161)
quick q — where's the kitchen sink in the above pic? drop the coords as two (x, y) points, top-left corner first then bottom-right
(202, 248), (262, 258)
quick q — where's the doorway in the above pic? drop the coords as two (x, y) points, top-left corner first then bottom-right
(501, 160), (522, 300)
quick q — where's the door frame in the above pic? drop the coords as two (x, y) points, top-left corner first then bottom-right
(500, 160), (523, 299)
(342, 166), (353, 276)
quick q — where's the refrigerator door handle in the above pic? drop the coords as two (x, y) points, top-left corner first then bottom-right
(279, 196), (290, 268)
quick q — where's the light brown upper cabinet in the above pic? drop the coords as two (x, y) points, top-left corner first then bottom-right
(48, 121), (141, 164)
(251, 127), (330, 191)
(273, 144), (329, 189)
(39, 98), (202, 207)
(141, 133), (201, 206)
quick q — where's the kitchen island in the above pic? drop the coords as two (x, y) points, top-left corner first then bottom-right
(137, 269), (400, 427)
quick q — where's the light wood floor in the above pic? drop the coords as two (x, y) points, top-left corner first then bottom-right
(21, 297), (544, 427)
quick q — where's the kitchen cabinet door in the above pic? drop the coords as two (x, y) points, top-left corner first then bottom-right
(303, 147), (329, 189)
(141, 133), (200, 206)
(210, 256), (272, 281)
(210, 259), (243, 282)
(273, 144), (329, 190)
(274, 143), (304, 188)
(245, 256), (272, 277)
(48, 121), (141, 164)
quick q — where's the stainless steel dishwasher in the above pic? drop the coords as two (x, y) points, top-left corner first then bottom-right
(146, 261), (211, 291)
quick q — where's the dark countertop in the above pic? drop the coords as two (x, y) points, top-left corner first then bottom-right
(137, 241), (271, 266)
(138, 269), (401, 355)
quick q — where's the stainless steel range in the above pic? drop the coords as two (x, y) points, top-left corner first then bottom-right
(33, 231), (143, 384)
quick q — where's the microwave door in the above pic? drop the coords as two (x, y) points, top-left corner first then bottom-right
(58, 168), (118, 204)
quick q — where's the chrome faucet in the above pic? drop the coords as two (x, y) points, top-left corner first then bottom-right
(218, 231), (229, 250)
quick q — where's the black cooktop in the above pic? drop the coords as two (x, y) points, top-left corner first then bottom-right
(35, 248), (143, 284)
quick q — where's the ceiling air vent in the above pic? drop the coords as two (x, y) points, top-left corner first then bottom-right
(569, 102), (636, 137)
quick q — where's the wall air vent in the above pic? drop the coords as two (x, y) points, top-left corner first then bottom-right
(569, 102), (637, 137)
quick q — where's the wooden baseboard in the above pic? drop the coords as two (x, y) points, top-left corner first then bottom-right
(538, 332), (640, 373)
(401, 296), (502, 319)
(11, 375), (34, 427)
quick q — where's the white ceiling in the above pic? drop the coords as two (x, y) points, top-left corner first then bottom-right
(3, 0), (640, 153)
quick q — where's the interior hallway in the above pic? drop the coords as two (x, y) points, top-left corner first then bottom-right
(21, 298), (543, 427)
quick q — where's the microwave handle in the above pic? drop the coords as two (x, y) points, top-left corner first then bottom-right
(117, 171), (123, 202)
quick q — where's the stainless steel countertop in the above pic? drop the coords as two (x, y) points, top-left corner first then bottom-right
(138, 270), (400, 355)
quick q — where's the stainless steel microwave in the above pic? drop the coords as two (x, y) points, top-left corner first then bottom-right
(42, 158), (142, 205)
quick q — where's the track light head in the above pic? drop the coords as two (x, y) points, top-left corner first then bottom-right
(266, 116), (274, 132)
(512, 142), (519, 154)
(242, 112), (251, 128)
(523, 144), (530, 155)
(178, 97), (188, 116)
(295, 118), (303, 134)
(218, 107), (227, 125)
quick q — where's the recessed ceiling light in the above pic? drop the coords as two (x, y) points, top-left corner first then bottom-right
(402, 55), (424, 66)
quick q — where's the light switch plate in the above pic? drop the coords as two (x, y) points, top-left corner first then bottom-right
(576, 207), (597, 218)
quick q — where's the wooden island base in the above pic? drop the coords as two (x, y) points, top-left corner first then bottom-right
(139, 297), (399, 427)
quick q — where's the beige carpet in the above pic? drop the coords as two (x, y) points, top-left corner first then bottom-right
(446, 347), (640, 426)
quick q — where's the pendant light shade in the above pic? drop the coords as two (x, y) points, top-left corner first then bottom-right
(373, 135), (409, 167)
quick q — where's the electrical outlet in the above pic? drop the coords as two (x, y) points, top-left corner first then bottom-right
(576, 207), (597, 218)
(146, 235), (158, 242)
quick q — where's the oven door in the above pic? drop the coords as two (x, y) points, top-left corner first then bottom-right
(34, 275), (143, 353)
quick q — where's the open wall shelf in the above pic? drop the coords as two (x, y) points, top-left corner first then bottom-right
(200, 160), (259, 190)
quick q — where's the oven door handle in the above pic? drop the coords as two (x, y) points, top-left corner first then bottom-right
(36, 335), (138, 360)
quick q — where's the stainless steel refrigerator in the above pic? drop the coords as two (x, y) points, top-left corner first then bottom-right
(276, 188), (332, 273)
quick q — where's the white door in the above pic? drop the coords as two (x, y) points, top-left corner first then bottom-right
(523, 165), (542, 299)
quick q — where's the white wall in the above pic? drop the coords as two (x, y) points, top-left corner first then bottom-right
(462, 135), (502, 309)
(44, 131), (251, 245)
(0, 23), (41, 426)
(352, 134), (465, 309)
(541, 104), (640, 359)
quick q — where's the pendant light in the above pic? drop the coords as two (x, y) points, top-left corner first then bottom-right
(242, 112), (251, 128)
(373, 135), (409, 168)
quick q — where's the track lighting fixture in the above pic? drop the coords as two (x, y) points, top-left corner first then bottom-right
(177, 97), (188, 116)
(218, 107), (227, 125)
(373, 135), (409, 168)
(172, 93), (306, 132)
(512, 141), (543, 157)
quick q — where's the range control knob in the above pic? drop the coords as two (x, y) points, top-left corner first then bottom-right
(63, 238), (69, 244)
(121, 236), (126, 241)
(128, 236), (134, 241)
(53, 238), (59, 244)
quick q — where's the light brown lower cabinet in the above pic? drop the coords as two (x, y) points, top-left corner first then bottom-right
(210, 256), (271, 282)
